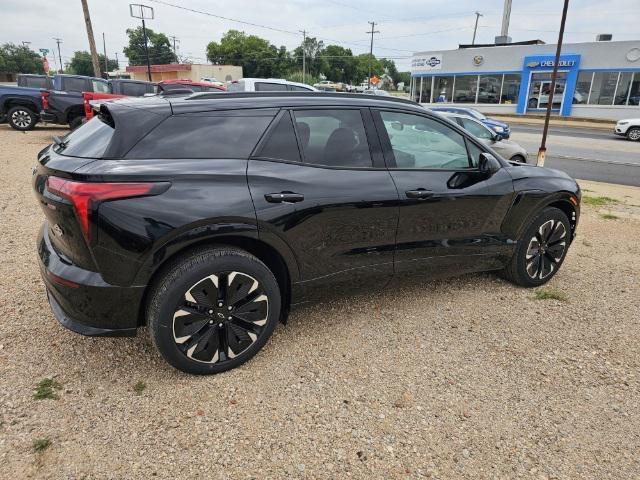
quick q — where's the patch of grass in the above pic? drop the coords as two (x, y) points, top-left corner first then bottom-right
(32, 438), (51, 453)
(582, 195), (618, 206)
(601, 213), (619, 220)
(533, 289), (567, 301)
(33, 378), (61, 400)
(133, 381), (146, 395)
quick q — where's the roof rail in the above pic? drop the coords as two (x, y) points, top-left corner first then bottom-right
(184, 91), (417, 105)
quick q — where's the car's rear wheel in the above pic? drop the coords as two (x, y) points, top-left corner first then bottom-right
(147, 246), (281, 374)
(8, 106), (37, 131)
(501, 207), (571, 287)
(627, 127), (640, 141)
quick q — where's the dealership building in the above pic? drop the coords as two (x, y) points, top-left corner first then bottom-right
(410, 39), (640, 120)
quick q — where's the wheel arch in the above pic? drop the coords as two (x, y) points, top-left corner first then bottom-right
(3, 97), (39, 113)
(137, 234), (296, 327)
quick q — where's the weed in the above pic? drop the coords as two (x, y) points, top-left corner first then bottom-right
(601, 213), (619, 220)
(533, 289), (567, 301)
(133, 381), (146, 395)
(582, 195), (618, 206)
(34, 378), (61, 400)
(32, 438), (51, 453)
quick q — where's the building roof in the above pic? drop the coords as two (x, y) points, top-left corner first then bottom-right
(458, 39), (546, 49)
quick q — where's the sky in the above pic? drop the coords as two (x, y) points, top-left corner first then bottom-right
(2, 0), (639, 71)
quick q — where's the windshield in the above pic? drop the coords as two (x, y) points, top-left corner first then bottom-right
(468, 109), (486, 120)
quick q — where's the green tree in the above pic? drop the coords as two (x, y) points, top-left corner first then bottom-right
(293, 37), (327, 78)
(206, 30), (291, 78)
(124, 27), (176, 66)
(322, 45), (357, 83)
(353, 53), (383, 85)
(0, 43), (44, 74)
(68, 51), (118, 77)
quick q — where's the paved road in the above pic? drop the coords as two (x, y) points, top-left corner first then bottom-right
(509, 124), (640, 186)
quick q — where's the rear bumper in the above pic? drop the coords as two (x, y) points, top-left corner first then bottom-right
(38, 223), (144, 337)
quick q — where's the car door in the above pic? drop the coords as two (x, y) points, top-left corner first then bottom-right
(248, 108), (399, 300)
(372, 108), (515, 277)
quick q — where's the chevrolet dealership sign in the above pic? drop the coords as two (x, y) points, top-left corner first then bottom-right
(411, 54), (443, 72)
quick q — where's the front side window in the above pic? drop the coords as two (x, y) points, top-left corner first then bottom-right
(64, 77), (88, 93)
(292, 110), (372, 168)
(92, 80), (110, 94)
(379, 110), (471, 170)
(255, 82), (288, 91)
(459, 117), (494, 140)
(127, 113), (274, 159)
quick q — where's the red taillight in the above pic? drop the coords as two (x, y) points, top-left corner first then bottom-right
(41, 91), (49, 110)
(45, 177), (162, 242)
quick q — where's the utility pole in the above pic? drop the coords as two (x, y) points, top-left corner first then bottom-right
(501, 0), (513, 37)
(22, 41), (31, 47)
(102, 32), (108, 77)
(366, 21), (379, 89)
(80, 0), (101, 78)
(537, 0), (570, 167)
(115, 52), (119, 69)
(472, 11), (483, 45)
(169, 35), (179, 62)
(299, 30), (307, 83)
(53, 37), (64, 74)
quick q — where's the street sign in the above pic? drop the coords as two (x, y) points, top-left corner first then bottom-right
(129, 3), (154, 19)
(39, 48), (49, 55)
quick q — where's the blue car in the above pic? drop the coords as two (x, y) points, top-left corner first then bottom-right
(429, 106), (511, 139)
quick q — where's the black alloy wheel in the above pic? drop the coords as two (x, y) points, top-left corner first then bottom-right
(148, 247), (280, 374)
(8, 106), (37, 131)
(501, 207), (571, 287)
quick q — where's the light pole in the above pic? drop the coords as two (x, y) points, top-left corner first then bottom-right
(537, 0), (570, 167)
(129, 4), (154, 82)
(472, 11), (483, 45)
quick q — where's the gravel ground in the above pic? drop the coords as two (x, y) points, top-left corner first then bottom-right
(0, 124), (639, 479)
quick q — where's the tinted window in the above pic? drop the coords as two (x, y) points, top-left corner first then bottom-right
(120, 82), (148, 97)
(289, 85), (312, 92)
(20, 76), (49, 88)
(54, 117), (114, 159)
(379, 111), (471, 169)
(292, 110), (372, 167)
(459, 117), (493, 140)
(255, 82), (288, 91)
(92, 79), (110, 93)
(256, 112), (301, 162)
(63, 77), (88, 93)
(127, 114), (274, 159)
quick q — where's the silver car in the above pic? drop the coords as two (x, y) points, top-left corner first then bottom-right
(440, 112), (529, 163)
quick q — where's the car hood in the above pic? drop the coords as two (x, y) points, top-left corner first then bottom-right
(484, 118), (509, 129)
(618, 118), (640, 123)
(507, 162), (575, 183)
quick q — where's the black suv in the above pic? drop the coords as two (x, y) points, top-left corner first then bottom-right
(33, 92), (580, 374)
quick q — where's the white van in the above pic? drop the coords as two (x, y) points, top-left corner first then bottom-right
(227, 78), (317, 92)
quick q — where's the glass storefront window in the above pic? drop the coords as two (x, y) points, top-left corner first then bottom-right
(500, 74), (520, 104)
(420, 77), (432, 103)
(628, 73), (640, 106)
(614, 72), (634, 105)
(589, 72), (619, 105)
(574, 72), (592, 104)
(433, 76), (453, 103)
(452, 75), (477, 103)
(477, 75), (501, 104)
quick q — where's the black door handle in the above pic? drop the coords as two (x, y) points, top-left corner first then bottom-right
(405, 189), (434, 199)
(265, 192), (305, 203)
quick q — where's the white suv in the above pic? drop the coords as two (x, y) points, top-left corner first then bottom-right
(227, 78), (317, 92)
(614, 118), (640, 141)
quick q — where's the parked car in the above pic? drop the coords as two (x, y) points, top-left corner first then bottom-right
(200, 77), (225, 87)
(0, 84), (44, 130)
(227, 78), (317, 92)
(429, 106), (511, 139)
(313, 80), (339, 90)
(440, 112), (528, 163)
(363, 89), (391, 96)
(33, 92), (580, 374)
(614, 118), (640, 141)
(158, 79), (226, 93)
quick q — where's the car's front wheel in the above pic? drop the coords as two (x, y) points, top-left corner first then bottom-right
(501, 207), (571, 287)
(147, 246), (281, 374)
(626, 127), (640, 141)
(510, 154), (527, 163)
(7, 105), (37, 131)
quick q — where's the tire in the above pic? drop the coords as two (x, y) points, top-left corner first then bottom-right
(7, 105), (37, 131)
(627, 127), (640, 141)
(501, 207), (571, 288)
(69, 116), (84, 130)
(147, 246), (281, 375)
(510, 154), (527, 164)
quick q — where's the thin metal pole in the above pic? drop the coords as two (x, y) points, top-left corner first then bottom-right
(472, 12), (483, 45)
(53, 37), (63, 74)
(537, 0), (570, 167)
(299, 30), (306, 83)
(142, 18), (152, 82)
(102, 32), (108, 76)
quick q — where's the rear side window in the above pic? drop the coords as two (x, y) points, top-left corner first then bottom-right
(292, 109), (372, 167)
(255, 82), (287, 92)
(256, 111), (301, 162)
(120, 82), (148, 96)
(54, 117), (114, 158)
(63, 77), (88, 93)
(289, 85), (312, 92)
(92, 79), (110, 93)
(20, 76), (50, 88)
(127, 114), (274, 159)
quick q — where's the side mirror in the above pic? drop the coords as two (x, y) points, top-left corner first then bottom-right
(479, 152), (500, 174)
(491, 132), (500, 142)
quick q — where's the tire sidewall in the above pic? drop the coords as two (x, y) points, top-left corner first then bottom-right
(149, 250), (281, 375)
(8, 106), (36, 131)
(627, 128), (640, 141)
(513, 207), (571, 287)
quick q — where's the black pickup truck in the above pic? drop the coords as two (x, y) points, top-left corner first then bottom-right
(0, 80), (45, 130)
